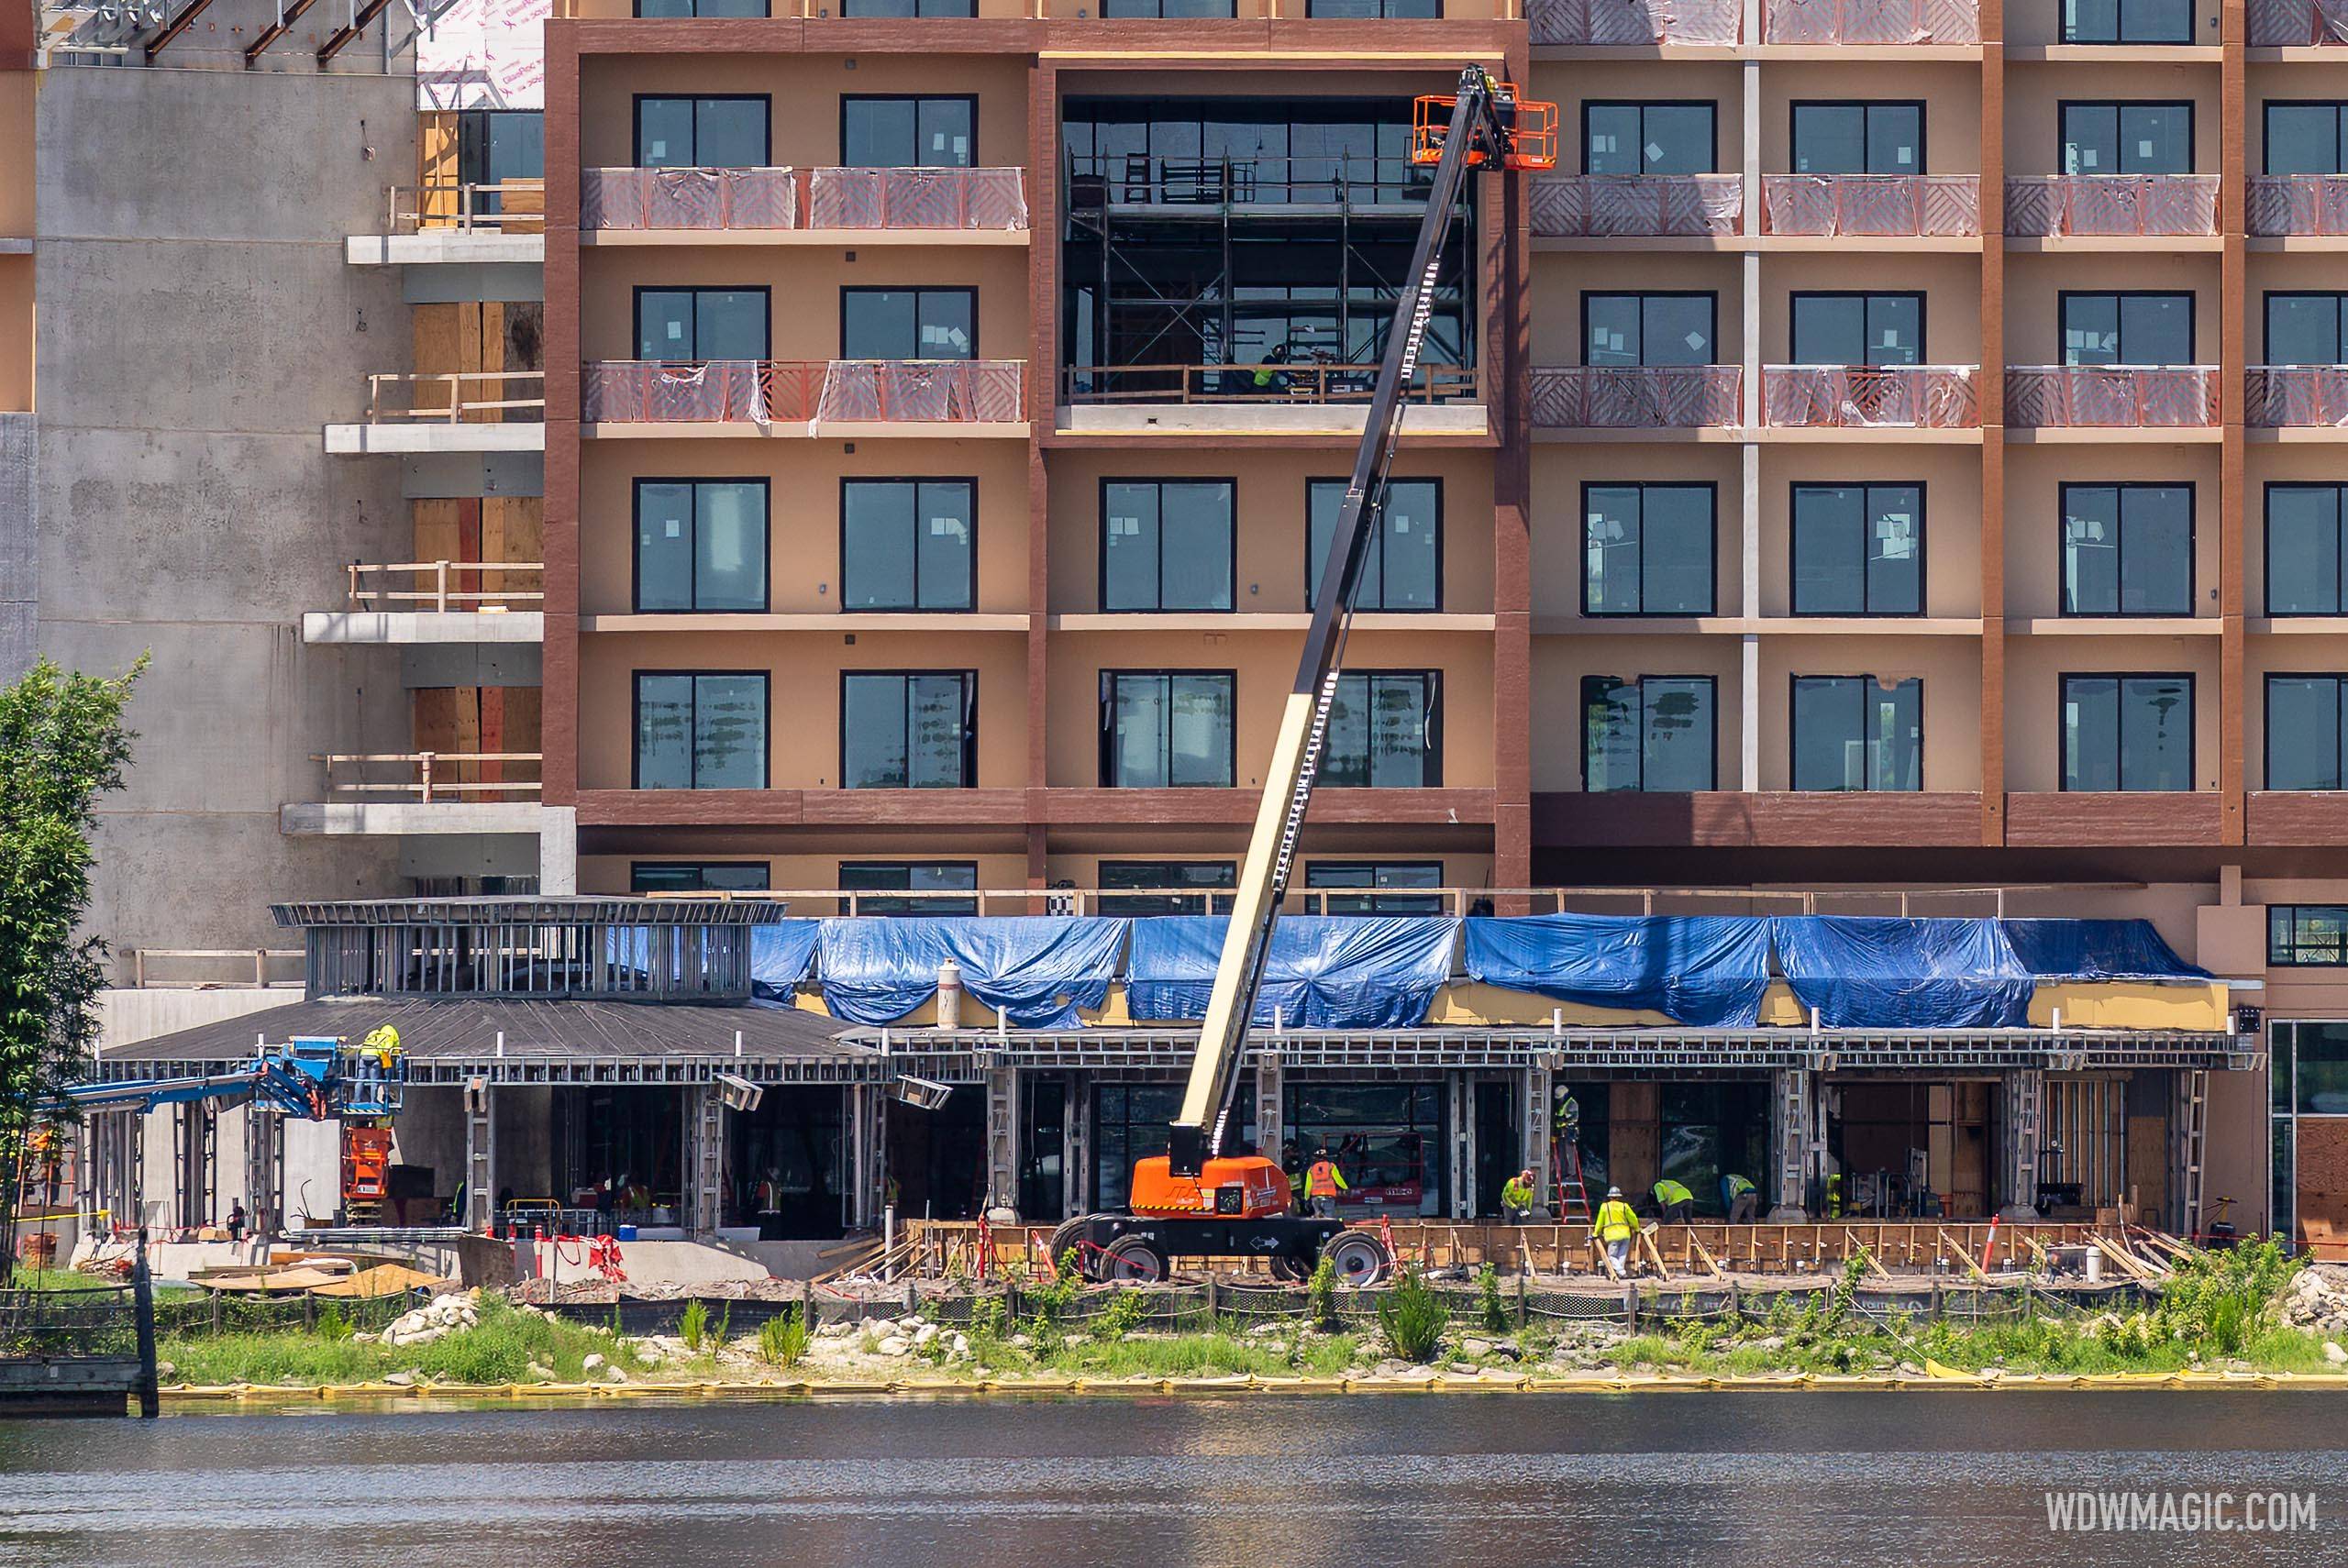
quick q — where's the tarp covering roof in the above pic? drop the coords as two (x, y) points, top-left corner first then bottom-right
(815, 916), (1129, 1028)
(1124, 916), (1462, 1030)
(1462, 914), (1776, 1028)
(1769, 916), (2034, 1030)
(1998, 918), (2208, 981)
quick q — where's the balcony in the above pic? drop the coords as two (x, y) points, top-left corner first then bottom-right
(1759, 174), (1980, 237)
(2248, 175), (2348, 237)
(2248, 367), (2348, 428)
(581, 167), (1029, 238)
(581, 359), (1027, 434)
(2247, 0), (2348, 44)
(283, 751), (552, 839)
(1528, 0), (1739, 45)
(324, 372), (547, 456)
(1763, 365), (1979, 430)
(2004, 366), (2221, 430)
(1057, 362), (1485, 437)
(2003, 176), (2219, 239)
(1529, 174), (1743, 238)
(304, 561), (546, 646)
(1531, 365), (1743, 431)
(1761, 0), (1978, 42)
(349, 181), (546, 266)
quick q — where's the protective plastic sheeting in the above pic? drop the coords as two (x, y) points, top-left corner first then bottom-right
(1770, 917), (2032, 1029)
(1124, 916), (1461, 1030)
(1463, 914), (1775, 1028)
(817, 917), (1130, 1029)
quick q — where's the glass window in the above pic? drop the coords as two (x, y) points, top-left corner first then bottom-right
(1097, 860), (1238, 914)
(637, 288), (768, 360)
(1102, 0), (1236, 13)
(634, 672), (768, 789)
(1304, 863), (1446, 914)
(1584, 293), (1716, 366)
(841, 672), (976, 789)
(2063, 0), (2191, 42)
(1102, 672), (1235, 787)
(2061, 674), (2194, 790)
(1790, 676), (1922, 791)
(635, 97), (769, 169)
(2061, 102), (2193, 174)
(2267, 676), (2348, 790)
(1094, 1083), (1185, 1218)
(1790, 484), (1924, 615)
(630, 862), (770, 893)
(457, 111), (544, 217)
(1789, 102), (1923, 174)
(1583, 675), (1716, 791)
(2063, 293), (2194, 365)
(1322, 671), (1440, 788)
(2294, 1021), (2348, 1112)
(841, 480), (974, 612)
(2265, 293), (2348, 365)
(842, 97), (975, 167)
(2272, 906), (2348, 965)
(1102, 480), (1235, 612)
(1582, 102), (1717, 175)
(2265, 103), (2348, 175)
(2059, 484), (2193, 616)
(1306, 0), (1440, 14)
(636, 0), (767, 14)
(841, 287), (975, 359)
(1789, 292), (1924, 367)
(838, 861), (979, 915)
(635, 480), (768, 613)
(2268, 485), (2348, 615)
(842, 0), (976, 12)
(1307, 479), (1439, 611)
(1583, 483), (1714, 615)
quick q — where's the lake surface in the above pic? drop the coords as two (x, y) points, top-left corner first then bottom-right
(4, 1392), (2345, 1567)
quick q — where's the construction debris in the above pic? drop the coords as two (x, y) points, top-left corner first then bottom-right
(371, 1292), (480, 1349)
(2280, 1264), (2348, 1335)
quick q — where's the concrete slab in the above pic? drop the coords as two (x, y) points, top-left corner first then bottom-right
(303, 611), (545, 645)
(348, 233), (545, 267)
(281, 801), (553, 836)
(326, 424), (547, 456)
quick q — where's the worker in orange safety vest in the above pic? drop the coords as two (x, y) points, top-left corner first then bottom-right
(1302, 1149), (1349, 1219)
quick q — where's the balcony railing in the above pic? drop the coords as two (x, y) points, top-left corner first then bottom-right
(1527, 0), (1740, 44)
(1067, 153), (1441, 212)
(2004, 366), (2221, 428)
(1531, 365), (1743, 428)
(1760, 174), (1980, 237)
(1061, 363), (1478, 404)
(2249, 367), (2348, 426)
(1763, 365), (1979, 428)
(2004, 176), (2219, 238)
(581, 359), (1026, 425)
(1529, 174), (1743, 237)
(2247, 0), (2348, 43)
(316, 752), (544, 803)
(581, 167), (1031, 232)
(387, 181), (545, 234)
(2248, 175), (2348, 236)
(348, 561), (545, 613)
(1762, 0), (1978, 42)
(363, 371), (546, 424)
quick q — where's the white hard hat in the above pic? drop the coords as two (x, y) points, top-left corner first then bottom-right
(1607, 1186), (1623, 1198)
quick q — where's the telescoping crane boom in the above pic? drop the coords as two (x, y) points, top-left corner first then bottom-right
(1049, 68), (1555, 1286)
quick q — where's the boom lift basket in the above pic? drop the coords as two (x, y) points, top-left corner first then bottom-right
(1412, 85), (1557, 170)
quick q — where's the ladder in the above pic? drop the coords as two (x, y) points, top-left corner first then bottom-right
(2175, 1068), (2209, 1239)
(1550, 1136), (1591, 1223)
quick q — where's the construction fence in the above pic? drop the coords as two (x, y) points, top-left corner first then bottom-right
(147, 1288), (424, 1341)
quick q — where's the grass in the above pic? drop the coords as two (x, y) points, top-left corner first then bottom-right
(160, 1296), (647, 1386)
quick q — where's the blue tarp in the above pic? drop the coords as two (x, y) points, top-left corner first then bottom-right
(1124, 916), (1460, 1030)
(749, 921), (822, 1005)
(1462, 914), (1775, 1028)
(1998, 918), (2209, 981)
(815, 917), (1130, 1029)
(1769, 917), (2032, 1029)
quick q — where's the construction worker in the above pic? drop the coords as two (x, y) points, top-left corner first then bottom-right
(1722, 1172), (1759, 1223)
(1592, 1185), (1640, 1279)
(1652, 1177), (1695, 1224)
(1302, 1148), (1349, 1219)
(1554, 1089), (1580, 1140)
(1501, 1167), (1536, 1225)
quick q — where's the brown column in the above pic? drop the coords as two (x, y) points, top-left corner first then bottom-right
(1490, 32), (1534, 898)
(540, 21), (581, 810)
(1978, 0), (2006, 846)
(2220, 0), (2248, 843)
(1027, 60), (1058, 899)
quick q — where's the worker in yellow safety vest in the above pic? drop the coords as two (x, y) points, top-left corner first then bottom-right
(1653, 1177), (1696, 1224)
(1722, 1172), (1759, 1223)
(1302, 1149), (1349, 1219)
(1501, 1167), (1536, 1225)
(1592, 1185), (1641, 1279)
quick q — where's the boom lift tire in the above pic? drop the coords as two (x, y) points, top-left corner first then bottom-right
(1097, 1234), (1168, 1284)
(1320, 1229), (1392, 1286)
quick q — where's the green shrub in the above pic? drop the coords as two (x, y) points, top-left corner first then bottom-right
(1377, 1265), (1445, 1364)
(1478, 1264), (1510, 1334)
(1091, 1289), (1148, 1342)
(759, 1308), (811, 1369)
(313, 1303), (354, 1342)
(680, 1299), (710, 1354)
(1306, 1258), (1337, 1330)
(2155, 1235), (2303, 1356)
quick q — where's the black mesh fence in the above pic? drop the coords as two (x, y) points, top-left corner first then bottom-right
(0, 1287), (142, 1358)
(151, 1288), (421, 1340)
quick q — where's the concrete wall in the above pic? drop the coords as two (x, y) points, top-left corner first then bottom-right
(34, 68), (423, 976)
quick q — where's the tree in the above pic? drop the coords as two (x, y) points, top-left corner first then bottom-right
(0, 657), (143, 1284)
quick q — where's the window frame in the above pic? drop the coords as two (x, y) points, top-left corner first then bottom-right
(1578, 480), (1719, 618)
(836, 475), (979, 613)
(1580, 673), (1719, 792)
(838, 0), (979, 16)
(837, 668), (980, 790)
(1579, 99), (1721, 176)
(1788, 672), (1926, 792)
(2057, 670), (2198, 792)
(1788, 481), (1928, 617)
(1302, 860), (1448, 914)
(2055, 99), (2197, 175)
(631, 669), (771, 790)
(2055, 480), (2197, 619)
(630, 93), (773, 169)
(2262, 290), (2348, 365)
(1097, 668), (1238, 788)
(838, 284), (979, 360)
(837, 860), (980, 914)
(629, 861), (771, 893)
(1578, 290), (1720, 367)
(2265, 482), (2348, 618)
(1097, 476), (1238, 613)
(1304, 476), (1444, 613)
(2265, 672), (2348, 790)
(1319, 668), (1444, 789)
(2263, 101), (2348, 176)
(837, 94), (980, 167)
(2060, 0), (2194, 45)
(2271, 905), (2348, 966)
(632, 477), (772, 614)
(632, 283), (772, 362)
(1786, 99), (1928, 175)
(1096, 859), (1239, 915)
(1786, 289), (1929, 367)
(2058, 289), (2198, 365)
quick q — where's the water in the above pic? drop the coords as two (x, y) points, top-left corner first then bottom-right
(4, 1393), (2346, 1567)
